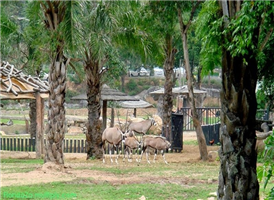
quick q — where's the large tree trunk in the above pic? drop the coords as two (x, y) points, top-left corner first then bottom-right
(178, 6), (208, 161)
(218, 51), (259, 200)
(162, 34), (176, 142)
(85, 61), (103, 160)
(218, 1), (259, 199)
(42, 1), (67, 165)
(45, 54), (67, 164)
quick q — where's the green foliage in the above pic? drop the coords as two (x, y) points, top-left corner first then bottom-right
(257, 131), (274, 199)
(126, 79), (138, 92)
(65, 89), (79, 103)
(257, 33), (274, 110)
(195, 0), (222, 77)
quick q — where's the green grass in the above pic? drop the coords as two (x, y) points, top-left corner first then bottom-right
(1, 158), (43, 164)
(1, 151), (272, 199)
(1, 181), (217, 200)
(183, 140), (198, 145)
(0, 119), (26, 125)
(1, 158), (44, 173)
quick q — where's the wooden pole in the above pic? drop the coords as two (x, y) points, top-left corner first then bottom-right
(35, 93), (44, 158)
(103, 100), (107, 130)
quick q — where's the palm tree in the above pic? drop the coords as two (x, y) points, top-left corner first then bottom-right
(68, 1), (155, 159)
(37, 1), (82, 164)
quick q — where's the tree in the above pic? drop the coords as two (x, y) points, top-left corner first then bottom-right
(177, 1), (208, 161)
(144, 2), (179, 141)
(79, 1), (151, 159)
(198, 1), (274, 199)
(37, 1), (81, 164)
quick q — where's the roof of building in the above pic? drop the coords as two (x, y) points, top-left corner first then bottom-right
(71, 84), (138, 101)
(0, 61), (49, 99)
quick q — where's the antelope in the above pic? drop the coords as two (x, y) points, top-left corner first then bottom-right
(100, 127), (124, 164)
(139, 135), (171, 164)
(127, 118), (157, 136)
(123, 136), (140, 162)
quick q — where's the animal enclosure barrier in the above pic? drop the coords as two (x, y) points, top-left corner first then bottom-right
(0, 137), (172, 156)
(180, 107), (221, 131)
(0, 137), (86, 153)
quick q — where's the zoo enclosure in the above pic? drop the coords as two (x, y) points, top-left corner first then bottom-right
(180, 107), (221, 131)
(1, 108), (271, 153)
(180, 107), (271, 131)
(0, 138), (86, 153)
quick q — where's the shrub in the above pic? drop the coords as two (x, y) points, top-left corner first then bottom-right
(126, 79), (138, 91)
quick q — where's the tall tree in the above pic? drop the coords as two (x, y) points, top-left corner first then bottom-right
(145, 2), (179, 141)
(198, 0), (274, 198)
(80, 1), (151, 159)
(177, 1), (208, 161)
(38, 1), (81, 164)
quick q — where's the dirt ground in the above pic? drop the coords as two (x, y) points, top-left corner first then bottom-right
(0, 132), (220, 188)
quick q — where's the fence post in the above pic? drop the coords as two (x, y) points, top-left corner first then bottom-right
(3, 138), (7, 150)
(14, 138), (16, 151)
(74, 140), (76, 153)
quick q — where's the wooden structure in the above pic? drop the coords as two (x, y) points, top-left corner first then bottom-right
(118, 100), (153, 117)
(71, 84), (138, 129)
(0, 61), (49, 158)
(150, 85), (207, 117)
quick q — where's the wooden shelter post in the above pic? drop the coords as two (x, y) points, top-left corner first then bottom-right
(103, 100), (107, 130)
(35, 93), (45, 158)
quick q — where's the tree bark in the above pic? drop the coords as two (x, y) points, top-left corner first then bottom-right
(178, 6), (208, 161)
(85, 61), (103, 160)
(45, 56), (67, 164)
(218, 51), (259, 200)
(162, 34), (176, 142)
(218, 1), (259, 199)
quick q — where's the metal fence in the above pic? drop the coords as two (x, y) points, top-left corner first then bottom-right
(180, 107), (221, 131)
(180, 107), (271, 131)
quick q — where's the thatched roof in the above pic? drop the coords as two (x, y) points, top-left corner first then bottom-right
(71, 84), (138, 101)
(0, 61), (49, 99)
(150, 85), (207, 96)
(119, 100), (153, 109)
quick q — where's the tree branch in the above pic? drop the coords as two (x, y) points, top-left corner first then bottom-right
(259, 28), (273, 52)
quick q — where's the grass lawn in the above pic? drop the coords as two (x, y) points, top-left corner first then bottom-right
(1, 154), (273, 200)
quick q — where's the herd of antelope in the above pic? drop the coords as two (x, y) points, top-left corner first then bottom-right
(100, 116), (171, 165)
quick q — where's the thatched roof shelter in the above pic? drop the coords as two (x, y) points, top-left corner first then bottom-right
(0, 61), (49, 158)
(150, 85), (207, 96)
(71, 84), (138, 129)
(71, 84), (138, 101)
(0, 61), (49, 99)
(118, 100), (153, 117)
(150, 85), (207, 117)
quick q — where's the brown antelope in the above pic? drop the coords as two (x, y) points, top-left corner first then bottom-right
(123, 136), (140, 162)
(127, 118), (157, 136)
(139, 135), (171, 164)
(100, 127), (124, 164)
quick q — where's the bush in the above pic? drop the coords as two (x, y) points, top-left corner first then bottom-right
(126, 79), (138, 91)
